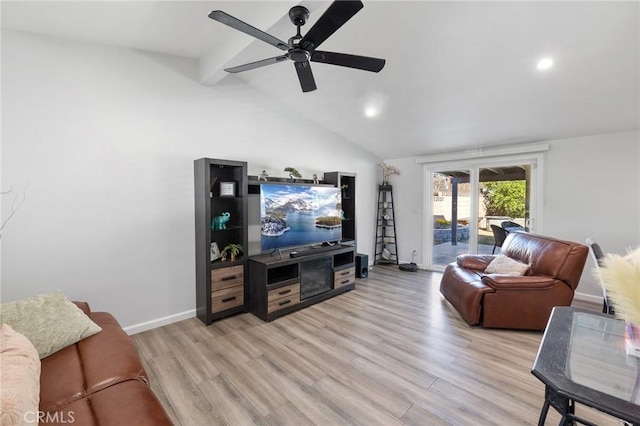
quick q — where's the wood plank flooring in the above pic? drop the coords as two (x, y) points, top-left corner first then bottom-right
(131, 266), (620, 426)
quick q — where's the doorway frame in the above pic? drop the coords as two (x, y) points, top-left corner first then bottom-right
(418, 144), (548, 271)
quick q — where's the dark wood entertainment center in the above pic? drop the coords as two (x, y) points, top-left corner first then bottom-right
(194, 158), (358, 325)
(248, 245), (355, 322)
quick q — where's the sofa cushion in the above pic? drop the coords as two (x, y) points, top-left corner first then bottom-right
(40, 311), (148, 412)
(439, 263), (495, 325)
(1, 292), (102, 359)
(501, 232), (588, 289)
(0, 323), (41, 426)
(42, 380), (173, 426)
(457, 254), (495, 271)
(485, 254), (530, 275)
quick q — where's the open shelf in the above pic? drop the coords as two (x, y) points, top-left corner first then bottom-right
(267, 263), (299, 285)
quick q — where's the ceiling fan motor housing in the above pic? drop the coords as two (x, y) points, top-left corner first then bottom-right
(288, 48), (310, 62)
(288, 6), (310, 27)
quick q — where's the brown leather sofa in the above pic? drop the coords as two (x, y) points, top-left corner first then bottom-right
(439, 232), (588, 330)
(39, 302), (173, 425)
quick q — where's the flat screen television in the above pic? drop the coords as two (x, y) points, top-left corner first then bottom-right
(260, 183), (342, 252)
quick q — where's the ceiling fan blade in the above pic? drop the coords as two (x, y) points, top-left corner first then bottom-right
(311, 51), (385, 72)
(294, 61), (317, 92)
(209, 10), (290, 51)
(225, 55), (289, 73)
(300, 1), (363, 51)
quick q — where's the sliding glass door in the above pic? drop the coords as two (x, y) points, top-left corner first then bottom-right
(430, 169), (475, 267)
(424, 155), (542, 270)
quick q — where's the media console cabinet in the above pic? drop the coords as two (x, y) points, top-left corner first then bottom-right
(248, 245), (356, 321)
(195, 157), (358, 325)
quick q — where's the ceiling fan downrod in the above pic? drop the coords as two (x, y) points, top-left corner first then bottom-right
(287, 6), (311, 62)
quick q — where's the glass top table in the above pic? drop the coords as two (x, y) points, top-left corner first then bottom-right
(532, 306), (640, 425)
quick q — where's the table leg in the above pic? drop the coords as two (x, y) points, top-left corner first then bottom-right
(559, 399), (576, 426)
(538, 400), (550, 426)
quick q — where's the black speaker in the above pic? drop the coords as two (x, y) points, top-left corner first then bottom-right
(356, 253), (368, 278)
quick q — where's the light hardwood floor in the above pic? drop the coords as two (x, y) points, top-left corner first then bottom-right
(132, 266), (619, 426)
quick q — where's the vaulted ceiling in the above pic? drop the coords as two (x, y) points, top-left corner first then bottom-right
(2, 1), (638, 159)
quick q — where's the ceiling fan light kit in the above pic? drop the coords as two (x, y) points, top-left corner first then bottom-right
(209, 0), (385, 93)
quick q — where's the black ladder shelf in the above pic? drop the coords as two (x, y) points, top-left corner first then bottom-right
(374, 185), (398, 265)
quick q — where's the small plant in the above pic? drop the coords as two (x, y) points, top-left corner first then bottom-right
(221, 243), (243, 261)
(435, 218), (451, 229)
(284, 167), (301, 180)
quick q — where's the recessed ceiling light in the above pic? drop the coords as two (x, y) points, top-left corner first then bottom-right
(364, 106), (378, 118)
(362, 93), (388, 119)
(536, 57), (554, 71)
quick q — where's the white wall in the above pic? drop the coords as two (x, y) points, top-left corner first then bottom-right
(385, 130), (640, 299)
(543, 132), (640, 297)
(1, 30), (379, 329)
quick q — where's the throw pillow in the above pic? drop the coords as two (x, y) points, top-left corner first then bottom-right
(0, 292), (102, 359)
(485, 254), (530, 276)
(0, 323), (41, 426)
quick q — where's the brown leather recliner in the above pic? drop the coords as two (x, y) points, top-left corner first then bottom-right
(439, 232), (589, 330)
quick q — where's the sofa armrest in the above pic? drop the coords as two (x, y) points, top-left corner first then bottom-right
(457, 254), (496, 271)
(72, 301), (91, 316)
(482, 275), (557, 290)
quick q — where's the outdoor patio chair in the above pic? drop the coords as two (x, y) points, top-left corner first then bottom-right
(501, 221), (524, 233)
(586, 238), (614, 315)
(490, 224), (507, 254)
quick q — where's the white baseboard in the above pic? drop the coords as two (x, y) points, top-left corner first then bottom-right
(124, 309), (196, 335)
(573, 292), (603, 306)
(122, 284), (596, 336)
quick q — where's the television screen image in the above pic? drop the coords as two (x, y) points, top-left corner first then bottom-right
(260, 184), (342, 251)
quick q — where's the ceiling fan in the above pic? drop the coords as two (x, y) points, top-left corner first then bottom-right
(208, 1), (385, 93)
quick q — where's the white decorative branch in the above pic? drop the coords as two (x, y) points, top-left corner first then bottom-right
(0, 184), (30, 237)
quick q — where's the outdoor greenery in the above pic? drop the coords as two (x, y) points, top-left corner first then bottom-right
(434, 218), (451, 229)
(483, 181), (526, 218)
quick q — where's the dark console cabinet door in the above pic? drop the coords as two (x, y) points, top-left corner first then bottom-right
(300, 257), (332, 300)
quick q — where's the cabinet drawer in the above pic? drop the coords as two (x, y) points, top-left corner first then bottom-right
(267, 283), (300, 303)
(211, 265), (244, 291)
(334, 267), (355, 288)
(267, 292), (300, 314)
(212, 285), (244, 313)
